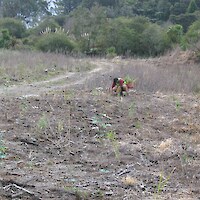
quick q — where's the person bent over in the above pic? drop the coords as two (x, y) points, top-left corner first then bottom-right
(112, 77), (128, 96)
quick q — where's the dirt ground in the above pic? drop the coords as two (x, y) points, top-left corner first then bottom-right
(0, 58), (199, 200)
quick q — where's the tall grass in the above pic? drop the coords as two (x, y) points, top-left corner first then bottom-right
(0, 49), (199, 94)
(97, 50), (200, 94)
(121, 60), (200, 93)
(0, 50), (93, 84)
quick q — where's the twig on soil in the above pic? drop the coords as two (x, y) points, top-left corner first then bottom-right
(20, 138), (39, 146)
(117, 169), (131, 176)
(3, 183), (34, 195)
(2, 183), (41, 199)
(47, 101), (54, 111)
(13, 183), (34, 195)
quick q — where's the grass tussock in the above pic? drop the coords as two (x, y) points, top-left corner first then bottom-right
(121, 176), (138, 186)
(157, 138), (173, 152)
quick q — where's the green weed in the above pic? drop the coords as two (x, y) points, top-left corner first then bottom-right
(37, 113), (48, 132)
(172, 96), (181, 111)
(57, 120), (64, 134)
(19, 101), (28, 117)
(64, 186), (90, 200)
(91, 115), (111, 130)
(0, 136), (7, 159)
(154, 168), (176, 199)
(128, 101), (136, 117)
(135, 120), (141, 129)
(106, 131), (120, 160)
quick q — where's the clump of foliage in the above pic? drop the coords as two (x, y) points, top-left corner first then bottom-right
(167, 24), (183, 44)
(0, 1), (200, 57)
(184, 20), (200, 59)
(187, 0), (198, 13)
(106, 46), (117, 58)
(0, 18), (26, 38)
(0, 29), (11, 48)
(36, 32), (75, 53)
(0, 135), (7, 159)
(29, 18), (61, 36)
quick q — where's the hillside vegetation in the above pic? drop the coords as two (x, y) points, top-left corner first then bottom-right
(1, 0), (200, 58)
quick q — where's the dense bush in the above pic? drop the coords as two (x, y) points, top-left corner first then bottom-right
(0, 29), (11, 48)
(36, 32), (75, 53)
(0, 18), (26, 38)
(141, 24), (170, 56)
(184, 20), (200, 58)
(185, 19), (200, 44)
(29, 18), (61, 36)
(167, 24), (183, 44)
(169, 13), (198, 32)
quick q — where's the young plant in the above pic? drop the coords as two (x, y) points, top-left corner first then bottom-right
(0, 136), (7, 159)
(57, 120), (64, 134)
(154, 168), (176, 199)
(172, 96), (181, 111)
(19, 100), (28, 117)
(106, 131), (120, 160)
(128, 101), (136, 118)
(37, 113), (48, 132)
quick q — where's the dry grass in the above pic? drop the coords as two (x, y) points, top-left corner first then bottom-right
(157, 138), (173, 152)
(118, 57), (200, 93)
(0, 49), (199, 94)
(121, 176), (138, 186)
(0, 50), (93, 85)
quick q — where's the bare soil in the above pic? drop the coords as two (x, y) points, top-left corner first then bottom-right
(0, 57), (199, 200)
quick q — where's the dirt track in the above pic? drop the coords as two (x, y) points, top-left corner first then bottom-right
(0, 58), (199, 200)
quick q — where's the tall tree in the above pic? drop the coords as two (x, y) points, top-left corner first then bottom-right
(55, 0), (83, 14)
(0, 0), (3, 18)
(1, 0), (49, 25)
(187, 0), (198, 13)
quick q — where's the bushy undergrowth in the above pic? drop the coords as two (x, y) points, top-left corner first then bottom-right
(36, 32), (75, 53)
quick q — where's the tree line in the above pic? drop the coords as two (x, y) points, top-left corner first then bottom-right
(0, 0), (200, 57)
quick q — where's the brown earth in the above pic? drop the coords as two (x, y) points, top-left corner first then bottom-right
(0, 57), (199, 200)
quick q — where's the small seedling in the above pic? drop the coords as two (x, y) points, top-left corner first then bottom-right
(37, 113), (48, 132)
(172, 96), (181, 111)
(106, 131), (120, 160)
(91, 116), (111, 130)
(57, 120), (64, 134)
(63, 90), (74, 101)
(175, 100), (181, 111)
(0, 136), (7, 159)
(64, 186), (89, 199)
(135, 120), (141, 129)
(92, 189), (104, 199)
(128, 101), (136, 117)
(19, 101), (28, 117)
(154, 168), (176, 199)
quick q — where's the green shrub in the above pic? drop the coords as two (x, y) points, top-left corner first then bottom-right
(169, 13), (197, 32)
(185, 20), (200, 44)
(167, 24), (183, 44)
(0, 29), (11, 48)
(0, 18), (26, 38)
(29, 18), (60, 36)
(106, 46), (117, 58)
(36, 32), (75, 53)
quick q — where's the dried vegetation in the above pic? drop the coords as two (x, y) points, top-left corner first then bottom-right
(0, 49), (199, 199)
